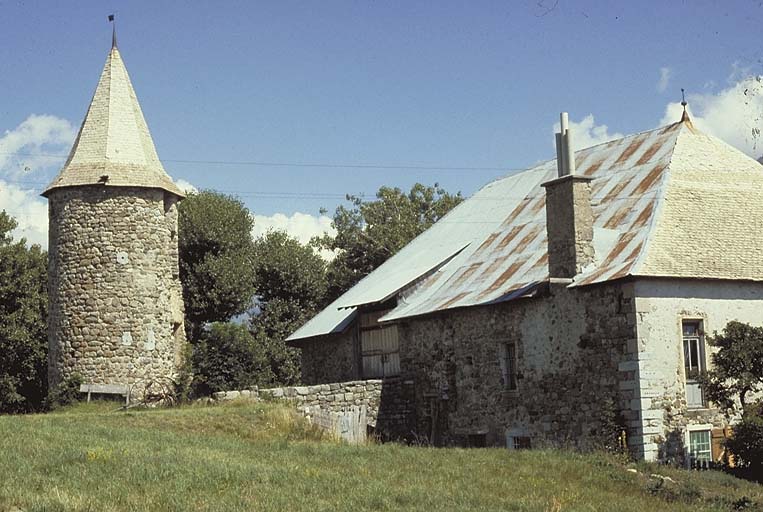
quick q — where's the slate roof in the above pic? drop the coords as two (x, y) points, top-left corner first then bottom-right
(288, 117), (763, 343)
(42, 45), (183, 197)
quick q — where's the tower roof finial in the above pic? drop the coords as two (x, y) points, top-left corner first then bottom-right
(680, 88), (690, 122)
(108, 14), (117, 49)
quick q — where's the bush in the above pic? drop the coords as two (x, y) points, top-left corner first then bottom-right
(726, 400), (763, 481)
(44, 373), (83, 410)
(191, 322), (273, 395)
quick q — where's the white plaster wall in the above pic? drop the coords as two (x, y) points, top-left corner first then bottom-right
(631, 278), (763, 460)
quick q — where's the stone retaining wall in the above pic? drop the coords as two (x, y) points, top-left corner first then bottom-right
(213, 380), (384, 425)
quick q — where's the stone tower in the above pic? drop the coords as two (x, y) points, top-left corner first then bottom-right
(43, 35), (187, 393)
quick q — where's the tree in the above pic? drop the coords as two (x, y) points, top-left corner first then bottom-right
(0, 212), (48, 413)
(699, 321), (763, 415)
(699, 321), (763, 475)
(191, 322), (271, 395)
(178, 191), (257, 339)
(249, 230), (328, 385)
(315, 183), (462, 302)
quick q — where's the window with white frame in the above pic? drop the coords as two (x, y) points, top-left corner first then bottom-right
(688, 429), (712, 466)
(499, 342), (518, 391)
(682, 320), (706, 408)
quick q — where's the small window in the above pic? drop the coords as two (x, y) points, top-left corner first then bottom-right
(682, 320), (706, 408)
(512, 436), (531, 450)
(689, 430), (712, 466)
(499, 342), (518, 391)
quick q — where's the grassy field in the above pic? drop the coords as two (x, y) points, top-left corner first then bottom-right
(0, 401), (761, 512)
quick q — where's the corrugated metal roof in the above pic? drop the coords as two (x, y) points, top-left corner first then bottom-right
(290, 118), (763, 341)
(43, 47), (184, 197)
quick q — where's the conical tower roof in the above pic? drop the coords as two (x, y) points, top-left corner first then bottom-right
(43, 43), (183, 197)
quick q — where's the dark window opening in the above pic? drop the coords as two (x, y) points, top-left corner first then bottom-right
(500, 342), (518, 391)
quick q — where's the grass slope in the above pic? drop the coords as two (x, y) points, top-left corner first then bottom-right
(0, 401), (761, 511)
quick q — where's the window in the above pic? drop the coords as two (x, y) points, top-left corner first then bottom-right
(499, 342), (518, 390)
(512, 436), (531, 450)
(682, 320), (706, 408)
(360, 310), (400, 378)
(689, 430), (712, 467)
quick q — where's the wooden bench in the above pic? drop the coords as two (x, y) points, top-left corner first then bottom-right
(80, 383), (131, 406)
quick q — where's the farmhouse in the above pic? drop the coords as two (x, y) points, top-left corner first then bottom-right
(288, 111), (763, 463)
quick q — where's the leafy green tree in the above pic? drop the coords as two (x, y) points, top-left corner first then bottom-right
(725, 400), (763, 477)
(315, 183), (462, 302)
(0, 212), (48, 413)
(178, 191), (257, 339)
(250, 230), (328, 385)
(699, 321), (763, 475)
(191, 322), (271, 395)
(699, 321), (763, 415)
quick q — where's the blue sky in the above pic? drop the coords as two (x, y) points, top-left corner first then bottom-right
(1, 1), (762, 246)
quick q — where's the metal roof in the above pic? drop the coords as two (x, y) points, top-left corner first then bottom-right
(43, 46), (184, 197)
(289, 118), (763, 342)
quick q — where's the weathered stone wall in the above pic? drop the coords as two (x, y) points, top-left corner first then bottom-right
(631, 278), (763, 462)
(396, 281), (639, 450)
(214, 378), (414, 440)
(297, 329), (360, 385)
(47, 186), (186, 393)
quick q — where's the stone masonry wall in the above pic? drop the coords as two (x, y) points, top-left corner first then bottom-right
(297, 329), (360, 385)
(213, 378), (414, 440)
(214, 380), (382, 424)
(396, 281), (640, 450)
(630, 279), (763, 462)
(47, 186), (186, 393)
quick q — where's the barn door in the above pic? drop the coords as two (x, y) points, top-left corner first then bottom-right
(360, 310), (400, 378)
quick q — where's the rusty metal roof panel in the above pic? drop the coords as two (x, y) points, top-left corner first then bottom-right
(382, 122), (684, 322)
(292, 118), (763, 339)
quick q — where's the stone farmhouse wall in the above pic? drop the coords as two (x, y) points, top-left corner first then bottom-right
(299, 330), (359, 385)
(397, 281), (639, 450)
(630, 279), (763, 462)
(47, 186), (186, 393)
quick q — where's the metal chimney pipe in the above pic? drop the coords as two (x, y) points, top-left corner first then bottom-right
(565, 127), (576, 175)
(555, 132), (564, 177)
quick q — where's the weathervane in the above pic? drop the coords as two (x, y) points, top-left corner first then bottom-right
(109, 14), (117, 49)
(680, 88), (689, 122)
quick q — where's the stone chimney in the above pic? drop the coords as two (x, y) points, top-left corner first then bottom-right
(541, 113), (594, 279)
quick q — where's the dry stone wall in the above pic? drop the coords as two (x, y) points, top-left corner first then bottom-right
(213, 380), (383, 425)
(47, 186), (186, 393)
(213, 378), (415, 440)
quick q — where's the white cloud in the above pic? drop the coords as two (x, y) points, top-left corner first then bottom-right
(657, 67), (672, 93)
(174, 178), (198, 194)
(0, 114), (75, 177)
(252, 212), (337, 260)
(552, 114), (624, 150)
(0, 180), (48, 247)
(659, 75), (763, 157)
(0, 114), (76, 248)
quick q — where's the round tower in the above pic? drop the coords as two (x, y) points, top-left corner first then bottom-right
(43, 36), (187, 394)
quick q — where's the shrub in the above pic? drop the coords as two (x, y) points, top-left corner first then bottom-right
(44, 373), (83, 410)
(191, 322), (273, 395)
(726, 400), (763, 481)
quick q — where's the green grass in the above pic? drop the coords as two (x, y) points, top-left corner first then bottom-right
(0, 401), (761, 511)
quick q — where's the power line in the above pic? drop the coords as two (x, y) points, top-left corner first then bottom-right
(0, 150), (523, 172)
